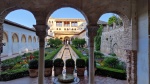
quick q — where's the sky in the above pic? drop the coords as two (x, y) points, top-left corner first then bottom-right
(5, 7), (113, 28)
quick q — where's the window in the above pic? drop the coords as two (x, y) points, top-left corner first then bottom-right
(64, 28), (66, 30)
(59, 28), (61, 30)
(71, 22), (77, 27)
(64, 21), (70, 27)
(56, 21), (62, 27)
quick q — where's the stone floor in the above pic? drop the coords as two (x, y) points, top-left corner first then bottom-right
(0, 45), (127, 84)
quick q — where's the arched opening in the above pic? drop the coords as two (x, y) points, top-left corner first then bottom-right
(12, 33), (19, 43)
(64, 36), (70, 44)
(94, 13), (128, 81)
(21, 34), (26, 43)
(21, 34), (26, 52)
(33, 36), (36, 42)
(28, 36), (32, 43)
(2, 31), (8, 56)
(12, 33), (19, 54)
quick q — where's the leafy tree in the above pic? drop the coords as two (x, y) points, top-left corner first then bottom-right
(108, 14), (123, 26)
(72, 38), (86, 48)
(108, 15), (117, 26)
(47, 38), (62, 48)
(94, 24), (103, 51)
(54, 38), (62, 48)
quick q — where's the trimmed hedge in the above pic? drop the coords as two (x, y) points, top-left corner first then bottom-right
(45, 45), (63, 60)
(95, 66), (126, 80)
(71, 45), (88, 61)
(0, 68), (29, 81)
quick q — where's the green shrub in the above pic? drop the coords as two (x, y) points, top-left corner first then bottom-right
(102, 57), (119, 68)
(45, 45), (63, 60)
(76, 58), (85, 68)
(66, 59), (75, 67)
(108, 53), (116, 56)
(29, 60), (38, 69)
(0, 68), (29, 81)
(54, 58), (64, 67)
(45, 59), (53, 68)
(71, 45), (88, 61)
(95, 66), (126, 80)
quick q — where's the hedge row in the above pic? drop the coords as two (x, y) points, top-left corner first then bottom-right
(71, 45), (126, 80)
(71, 45), (88, 61)
(95, 66), (126, 80)
(45, 45), (63, 60)
(0, 45), (63, 81)
(0, 68), (29, 81)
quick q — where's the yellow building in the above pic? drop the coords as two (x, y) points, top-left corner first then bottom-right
(47, 17), (87, 44)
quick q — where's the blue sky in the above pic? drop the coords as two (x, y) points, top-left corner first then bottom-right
(6, 7), (113, 28)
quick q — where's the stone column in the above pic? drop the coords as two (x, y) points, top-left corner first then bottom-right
(87, 25), (99, 84)
(33, 25), (48, 84)
(8, 31), (12, 56)
(126, 50), (137, 84)
(0, 23), (3, 55)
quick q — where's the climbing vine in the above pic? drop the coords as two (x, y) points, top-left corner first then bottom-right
(94, 24), (103, 51)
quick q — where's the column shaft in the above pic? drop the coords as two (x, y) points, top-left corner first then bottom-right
(38, 38), (45, 84)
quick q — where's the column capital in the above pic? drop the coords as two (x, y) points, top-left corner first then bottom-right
(33, 24), (49, 39)
(87, 25), (99, 38)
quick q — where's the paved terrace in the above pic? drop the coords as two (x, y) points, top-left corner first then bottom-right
(0, 45), (127, 84)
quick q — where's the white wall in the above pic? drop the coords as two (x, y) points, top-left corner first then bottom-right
(137, 0), (149, 84)
(2, 23), (39, 57)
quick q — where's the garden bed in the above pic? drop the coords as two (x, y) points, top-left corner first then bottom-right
(0, 45), (63, 81)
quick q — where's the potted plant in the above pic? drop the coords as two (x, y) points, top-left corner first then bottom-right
(44, 59), (53, 77)
(54, 58), (64, 76)
(86, 59), (97, 76)
(66, 59), (75, 74)
(76, 58), (85, 76)
(28, 59), (38, 78)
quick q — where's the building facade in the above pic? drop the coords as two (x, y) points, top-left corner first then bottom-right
(47, 17), (88, 45)
(2, 20), (39, 57)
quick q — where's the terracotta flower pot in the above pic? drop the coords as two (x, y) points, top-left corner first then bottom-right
(29, 69), (38, 78)
(77, 67), (85, 76)
(44, 68), (52, 77)
(54, 67), (63, 76)
(66, 67), (74, 74)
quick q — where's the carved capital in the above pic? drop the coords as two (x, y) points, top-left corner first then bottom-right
(87, 25), (99, 38)
(33, 25), (49, 39)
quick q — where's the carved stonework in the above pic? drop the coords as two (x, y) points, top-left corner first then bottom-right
(87, 25), (99, 47)
(34, 25), (49, 47)
(126, 50), (137, 84)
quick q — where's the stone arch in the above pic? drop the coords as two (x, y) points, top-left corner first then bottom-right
(12, 33), (19, 43)
(33, 36), (36, 42)
(21, 34), (26, 43)
(28, 36), (32, 43)
(1, 7), (36, 21)
(47, 6), (89, 24)
(3, 31), (8, 43)
(98, 11), (130, 28)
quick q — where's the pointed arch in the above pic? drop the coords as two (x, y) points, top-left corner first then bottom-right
(21, 34), (26, 43)
(28, 36), (32, 43)
(12, 33), (19, 43)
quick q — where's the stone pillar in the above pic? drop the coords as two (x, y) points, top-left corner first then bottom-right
(0, 23), (3, 55)
(126, 50), (137, 84)
(87, 25), (99, 84)
(8, 31), (12, 56)
(33, 25), (48, 84)
(18, 33), (22, 54)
